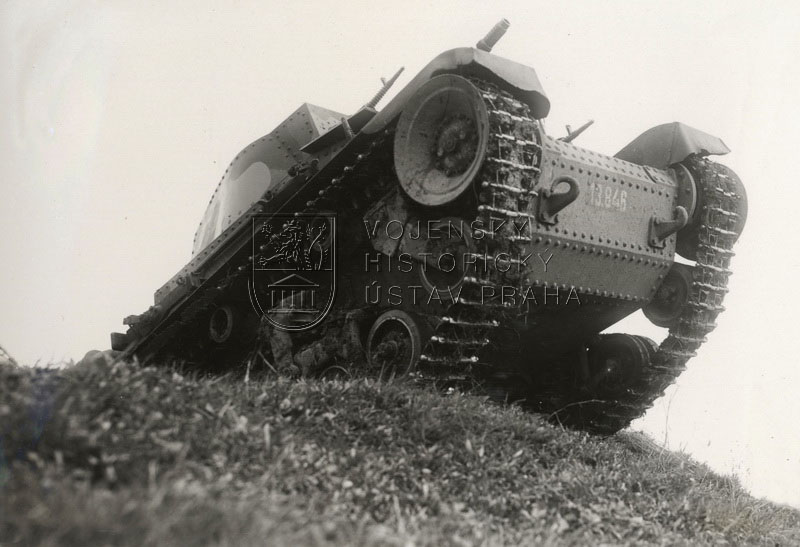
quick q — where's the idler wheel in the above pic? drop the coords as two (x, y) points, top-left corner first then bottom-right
(366, 310), (430, 376)
(394, 75), (489, 207)
(643, 263), (693, 328)
(585, 334), (649, 398)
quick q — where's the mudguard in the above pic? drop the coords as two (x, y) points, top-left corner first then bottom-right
(614, 122), (730, 169)
(362, 47), (550, 133)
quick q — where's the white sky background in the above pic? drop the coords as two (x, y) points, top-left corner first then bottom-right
(1, 0), (799, 508)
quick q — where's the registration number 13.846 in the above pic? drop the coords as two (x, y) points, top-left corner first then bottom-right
(588, 182), (627, 212)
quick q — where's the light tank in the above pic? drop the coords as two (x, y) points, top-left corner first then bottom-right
(112, 20), (747, 433)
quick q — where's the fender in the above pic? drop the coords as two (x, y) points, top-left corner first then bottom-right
(362, 47), (550, 134)
(614, 121), (730, 169)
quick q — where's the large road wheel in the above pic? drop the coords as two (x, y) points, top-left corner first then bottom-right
(394, 75), (489, 207)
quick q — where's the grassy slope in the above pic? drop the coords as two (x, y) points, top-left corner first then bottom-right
(1, 360), (798, 546)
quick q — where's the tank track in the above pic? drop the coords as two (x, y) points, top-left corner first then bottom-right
(415, 81), (542, 381)
(555, 156), (744, 433)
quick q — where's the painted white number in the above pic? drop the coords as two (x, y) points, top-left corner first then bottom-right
(588, 182), (627, 212)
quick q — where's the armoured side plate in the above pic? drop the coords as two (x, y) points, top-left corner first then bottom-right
(531, 135), (677, 301)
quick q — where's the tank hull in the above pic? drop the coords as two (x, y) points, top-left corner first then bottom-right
(111, 38), (746, 434)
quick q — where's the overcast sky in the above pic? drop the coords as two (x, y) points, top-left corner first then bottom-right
(1, 1), (799, 508)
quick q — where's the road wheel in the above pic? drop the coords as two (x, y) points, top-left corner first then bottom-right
(366, 310), (430, 377)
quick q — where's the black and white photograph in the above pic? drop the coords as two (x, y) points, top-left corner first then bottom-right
(1, 1), (799, 545)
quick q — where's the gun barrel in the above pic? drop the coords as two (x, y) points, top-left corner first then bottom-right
(476, 19), (510, 52)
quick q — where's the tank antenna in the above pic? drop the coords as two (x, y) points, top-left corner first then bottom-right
(559, 119), (595, 143)
(476, 19), (510, 52)
(365, 66), (405, 108)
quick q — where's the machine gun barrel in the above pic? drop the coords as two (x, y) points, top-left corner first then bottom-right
(476, 19), (510, 52)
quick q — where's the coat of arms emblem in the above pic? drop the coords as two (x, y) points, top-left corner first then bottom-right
(249, 212), (336, 331)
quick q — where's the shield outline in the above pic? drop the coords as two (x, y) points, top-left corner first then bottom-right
(248, 212), (336, 332)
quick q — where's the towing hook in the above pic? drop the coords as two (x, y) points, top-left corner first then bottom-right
(538, 176), (580, 225)
(648, 206), (689, 248)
